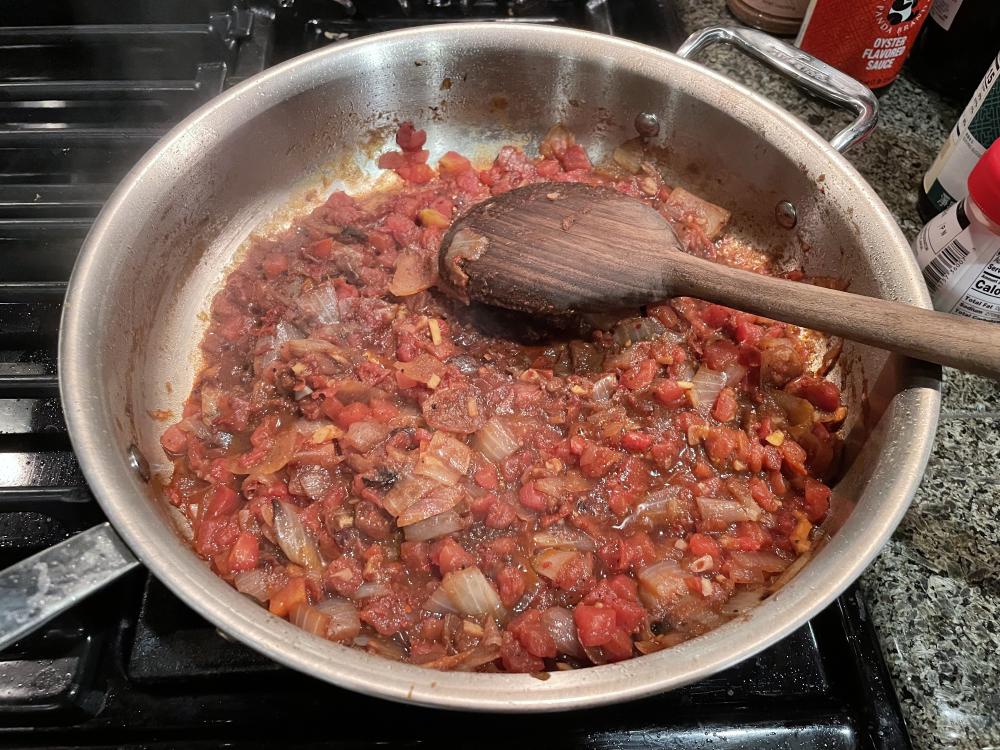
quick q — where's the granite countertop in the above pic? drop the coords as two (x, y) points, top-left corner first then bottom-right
(674, 2), (1000, 748)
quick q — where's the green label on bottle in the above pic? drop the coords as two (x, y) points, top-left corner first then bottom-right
(967, 83), (1000, 149)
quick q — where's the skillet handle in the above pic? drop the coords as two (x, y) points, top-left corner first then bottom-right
(0, 523), (140, 652)
(676, 26), (878, 153)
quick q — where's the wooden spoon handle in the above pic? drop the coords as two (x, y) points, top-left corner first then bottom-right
(669, 253), (1000, 378)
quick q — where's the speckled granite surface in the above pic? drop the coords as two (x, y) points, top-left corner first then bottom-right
(673, 3), (1000, 748)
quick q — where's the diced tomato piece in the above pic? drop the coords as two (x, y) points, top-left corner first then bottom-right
(377, 150), (405, 170)
(579, 444), (621, 478)
(368, 398), (398, 423)
(496, 566), (526, 608)
(438, 150), (471, 176)
(397, 162), (435, 184)
(395, 121), (427, 152)
(620, 359), (658, 390)
(621, 430), (653, 453)
(485, 500), (517, 529)
(780, 440), (808, 476)
(652, 379), (687, 408)
(704, 429), (735, 464)
(704, 338), (739, 370)
(601, 628), (635, 662)
(473, 464), (499, 489)
(500, 632), (545, 673)
(261, 253), (289, 279)
(335, 401), (371, 428)
(431, 537), (476, 574)
(712, 387), (738, 422)
(205, 485), (240, 519)
(324, 557), (362, 596)
(749, 477), (781, 512)
(509, 610), (557, 659)
(308, 238), (334, 259)
(688, 532), (722, 560)
(518, 481), (547, 511)
(560, 144), (591, 171)
(803, 478), (832, 522)
(573, 604), (617, 647)
(269, 576), (308, 617)
(701, 304), (731, 328)
(160, 424), (188, 455)
(400, 541), (432, 575)
(786, 376), (842, 412)
(228, 532), (259, 572)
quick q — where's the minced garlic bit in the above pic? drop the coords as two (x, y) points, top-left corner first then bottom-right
(426, 373), (441, 389)
(765, 430), (785, 446)
(466, 397), (479, 417)
(676, 380), (694, 389)
(570, 384), (588, 396)
(462, 620), (485, 637)
(290, 362), (308, 375)
(674, 538), (688, 550)
(790, 512), (813, 554)
(545, 458), (564, 474)
(428, 318), (442, 345)
(687, 425), (709, 445)
(732, 459), (747, 472)
(700, 578), (714, 597)
(311, 424), (343, 444)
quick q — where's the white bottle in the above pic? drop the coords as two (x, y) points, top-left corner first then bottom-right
(914, 138), (1000, 321)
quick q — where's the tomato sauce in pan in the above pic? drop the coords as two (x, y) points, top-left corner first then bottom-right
(161, 123), (844, 672)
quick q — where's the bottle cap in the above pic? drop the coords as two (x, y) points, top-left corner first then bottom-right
(968, 139), (1000, 226)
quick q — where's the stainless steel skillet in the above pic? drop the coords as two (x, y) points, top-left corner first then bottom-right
(0, 24), (939, 711)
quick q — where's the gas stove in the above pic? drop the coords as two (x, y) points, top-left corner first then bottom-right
(0, 2), (911, 747)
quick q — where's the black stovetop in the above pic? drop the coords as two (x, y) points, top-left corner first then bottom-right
(0, 2), (911, 747)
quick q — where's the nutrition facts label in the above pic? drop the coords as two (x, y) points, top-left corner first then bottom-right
(914, 200), (1000, 322)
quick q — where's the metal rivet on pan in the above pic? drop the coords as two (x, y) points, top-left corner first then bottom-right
(634, 112), (660, 137)
(775, 201), (797, 229)
(127, 444), (151, 482)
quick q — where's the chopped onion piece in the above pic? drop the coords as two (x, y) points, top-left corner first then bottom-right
(533, 525), (596, 552)
(294, 465), (332, 500)
(720, 588), (765, 616)
(727, 550), (791, 584)
(298, 283), (340, 325)
(612, 317), (666, 349)
(427, 566), (503, 618)
(354, 582), (392, 600)
(689, 365), (727, 413)
(273, 500), (324, 573)
(395, 353), (446, 385)
(724, 362), (748, 388)
(389, 250), (437, 296)
(234, 569), (272, 602)
(534, 470), (591, 498)
(637, 560), (688, 611)
(342, 420), (390, 453)
(314, 598), (362, 641)
(404, 509), (465, 541)
(382, 475), (440, 517)
(474, 417), (520, 463)
(531, 548), (578, 581)
(591, 374), (617, 403)
(696, 497), (755, 531)
(290, 602), (332, 638)
(233, 428), (298, 477)
(396, 485), (463, 526)
(541, 606), (583, 657)
(414, 432), (473, 485)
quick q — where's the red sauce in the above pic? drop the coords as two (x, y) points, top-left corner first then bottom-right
(161, 123), (845, 672)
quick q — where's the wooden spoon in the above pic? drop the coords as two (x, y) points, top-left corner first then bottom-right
(439, 181), (1000, 379)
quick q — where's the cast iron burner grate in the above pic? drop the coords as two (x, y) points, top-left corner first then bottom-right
(0, 1), (910, 747)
